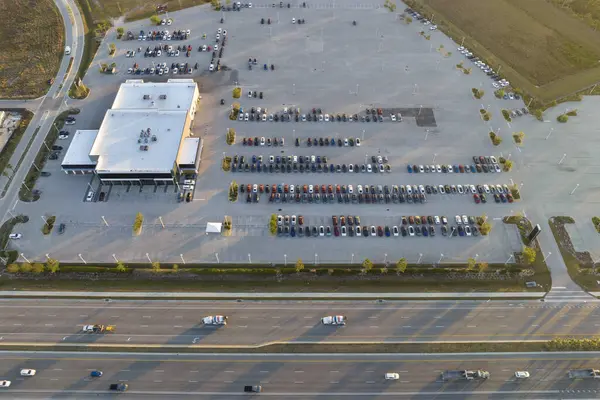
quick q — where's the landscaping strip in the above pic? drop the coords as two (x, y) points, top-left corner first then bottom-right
(548, 216), (597, 291)
(0, 110), (33, 180)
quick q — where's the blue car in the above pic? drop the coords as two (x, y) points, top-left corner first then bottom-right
(453, 165), (460, 173)
(330, 138), (336, 146)
(290, 227), (296, 237)
(90, 371), (103, 377)
(329, 164), (334, 173)
(470, 164), (476, 173)
(407, 164), (413, 173)
(422, 227), (429, 237)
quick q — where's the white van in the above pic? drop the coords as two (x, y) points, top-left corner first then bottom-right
(65, 46), (71, 55)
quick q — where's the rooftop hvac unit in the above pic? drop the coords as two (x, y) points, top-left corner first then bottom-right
(143, 94), (151, 100)
(137, 138), (142, 143)
(139, 145), (145, 151)
(151, 135), (157, 142)
(144, 145), (149, 151)
(144, 138), (148, 143)
(140, 130), (145, 137)
(147, 128), (151, 134)
(159, 94), (167, 99)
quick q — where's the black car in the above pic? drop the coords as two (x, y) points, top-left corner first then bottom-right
(52, 145), (63, 151)
(40, 171), (51, 177)
(58, 223), (66, 234)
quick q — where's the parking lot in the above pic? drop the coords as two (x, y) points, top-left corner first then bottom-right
(9, 1), (600, 266)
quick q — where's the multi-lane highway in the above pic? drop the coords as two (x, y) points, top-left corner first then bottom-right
(0, 299), (599, 347)
(0, 351), (599, 398)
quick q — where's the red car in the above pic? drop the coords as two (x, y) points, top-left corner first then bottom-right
(474, 194), (480, 204)
(334, 226), (340, 236)
(507, 193), (514, 203)
(377, 226), (384, 237)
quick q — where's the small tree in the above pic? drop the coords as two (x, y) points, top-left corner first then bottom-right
(477, 262), (489, 273)
(226, 128), (236, 145)
(6, 264), (19, 273)
(463, 67), (472, 75)
(557, 114), (569, 123)
(503, 159), (513, 172)
(269, 214), (278, 235)
(152, 261), (161, 273)
(396, 258), (407, 274)
(20, 262), (33, 273)
(405, 16), (412, 24)
(116, 27), (124, 36)
(150, 15), (161, 25)
(362, 258), (373, 271)
(232, 87), (241, 98)
(133, 212), (144, 235)
(295, 258), (305, 274)
(108, 43), (116, 55)
(467, 257), (477, 271)
(46, 258), (60, 273)
(116, 262), (127, 273)
(523, 246), (537, 265)
(32, 263), (45, 274)
(228, 180), (239, 201)
(172, 264), (179, 273)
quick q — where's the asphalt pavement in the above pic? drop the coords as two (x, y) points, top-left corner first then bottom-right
(0, 351), (599, 399)
(1, 299), (600, 347)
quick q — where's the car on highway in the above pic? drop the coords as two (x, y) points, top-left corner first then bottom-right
(0, 380), (11, 388)
(515, 371), (530, 379)
(20, 369), (36, 377)
(322, 315), (346, 325)
(9, 233), (22, 239)
(385, 372), (400, 380)
(202, 315), (227, 325)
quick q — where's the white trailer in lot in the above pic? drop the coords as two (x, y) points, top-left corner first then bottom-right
(568, 369), (600, 379)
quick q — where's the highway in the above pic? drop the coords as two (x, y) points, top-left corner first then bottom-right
(0, 351), (599, 398)
(1, 299), (599, 347)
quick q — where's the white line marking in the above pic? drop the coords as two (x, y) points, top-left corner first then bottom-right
(467, 325), (477, 328)
(174, 325), (183, 328)
(435, 325), (445, 328)
(120, 370), (130, 372)
(225, 371), (235, 373)
(140, 325), (148, 328)
(224, 380), (233, 383)
(330, 381), (339, 383)
(189, 380), (198, 383)
(79, 315), (88, 317)
(260, 371), (269, 373)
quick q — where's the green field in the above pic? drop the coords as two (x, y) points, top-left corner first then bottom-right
(0, 0), (64, 98)
(407, 0), (600, 103)
(79, 0), (208, 21)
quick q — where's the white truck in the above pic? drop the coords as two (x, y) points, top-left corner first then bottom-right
(441, 370), (490, 382)
(568, 369), (600, 379)
(65, 46), (71, 55)
(321, 315), (346, 325)
(202, 315), (227, 325)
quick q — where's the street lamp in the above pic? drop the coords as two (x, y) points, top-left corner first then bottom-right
(417, 253), (423, 264)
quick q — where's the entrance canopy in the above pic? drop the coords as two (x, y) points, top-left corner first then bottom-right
(206, 222), (222, 233)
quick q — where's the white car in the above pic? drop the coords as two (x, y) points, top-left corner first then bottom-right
(86, 191), (94, 201)
(470, 185), (477, 194)
(0, 380), (10, 388)
(262, 114), (267, 121)
(419, 185), (425, 194)
(321, 315), (346, 325)
(252, 184), (258, 193)
(490, 156), (498, 164)
(390, 114), (397, 122)
(408, 226), (415, 236)
(238, 112), (244, 121)
(465, 226), (472, 236)
(419, 165), (425, 173)
(455, 215), (462, 224)
(59, 135), (69, 140)
(202, 315), (227, 325)
(9, 233), (22, 239)
(20, 369), (36, 377)
(429, 25), (437, 30)
(348, 185), (354, 194)
(341, 226), (347, 237)
(244, 113), (249, 121)
(367, 164), (372, 173)
(214, 44), (219, 51)
(436, 165), (442, 173)
(438, 185), (445, 194)
(260, 137), (265, 146)
(186, 29), (191, 35)
(292, 18), (296, 24)
(308, 185), (314, 194)
(355, 138), (361, 146)
(248, 90), (253, 98)
(434, 216), (441, 225)
(492, 82), (500, 89)
(324, 114), (330, 122)
(392, 226), (399, 237)
(319, 114), (323, 122)
(515, 371), (530, 379)
(462, 215), (469, 224)
(483, 184), (491, 194)
(385, 373), (400, 380)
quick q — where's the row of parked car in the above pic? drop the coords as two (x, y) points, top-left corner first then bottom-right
(405, 8), (437, 31)
(137, 28), (190, 41)
(231, 161), (391, 174)
(408, 156), (503, 174)
(276, 223), (478, 237)
(127, 62), (196, 75)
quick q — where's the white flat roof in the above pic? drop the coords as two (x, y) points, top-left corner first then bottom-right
(178, 137), (200, 165)
(91, 109), (187, 174)
(61, 130), (98, 167)
(112, 79), (197, 111)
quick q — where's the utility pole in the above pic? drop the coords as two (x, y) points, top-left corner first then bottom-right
(101, 216), (109, 226)
(417, 253), (423, 264)
(20, 253), (30, 263)
(159, 216), (165, 228)
(112, 254), (119, 263)
(78, 254), (87, 264)
(248, 253), (252, 263)
(146, 253), (152, 263)
(180, 254), (186, 264)
(215, 253), (219, 264)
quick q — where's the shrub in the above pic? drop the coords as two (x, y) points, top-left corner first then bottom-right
(226, 128), (236, 145)
(172, 264), (179, 273)
(477, 215), (492, 235)
(108, 43), (116, 55)
(513, 131), (525, 145)
(132, 212), (144, 235)
(467, 258), (477, 270)
(489, 132), (502, 146)
(46, 258), (60, 273)
(232, 87), (241, 98)
(116, 27), (124, 38)
(494, 89), (505, 98)
(41, 215), (56, 235)
(228, 181), (239, 202)
(32, 263), (45, 274)
(150, 15), (161, 25)
(152, 262), (161, 272)
(295, 259), (304, 273)
(566, 109), (578, 116)
(522, 246), (537, 265)
(472, 88), (484, 99)
(532, 109), (543, 121)
(116, 262), (127, 272)
(362, 258), (373, 271)
(557, 114), (569, 123)
(593, 217), (600, 233)
(455, 62), (463, 69)
(463, 67), (471, 75)
(20, 262), (32, 273)
(395, 258), (407, 274)
(6, 264), (19, 273)
(269, 214), (278, 235)
(503, 159), (513, 172)
(222, 156), (232, 172)
(405, 16), (412, 24)
(478, 262), (489, 272)
(501, 109), (512, 122)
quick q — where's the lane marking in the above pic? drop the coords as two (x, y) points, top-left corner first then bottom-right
(435, 326), (445, 328)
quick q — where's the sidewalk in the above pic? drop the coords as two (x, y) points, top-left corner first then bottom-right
(0, 290), (545, 299)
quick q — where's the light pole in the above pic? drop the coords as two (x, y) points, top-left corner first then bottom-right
(214, 253), (219, 264)
(362, 129), (365, 140)
(112, 254), (119, 263)
(101, 216), (109, 226)
(180, 254), (186, 264)
(284, 254), (287, 266)
(505, 254), (514, 265)
(418, 105), (423, 116)
(159, 216), (165, 228)
(438, 253), (444, 264)
(248, 253), (252, 264)
(545, 128), (553, 140)
(417, 253), (423, 264)
(384, 253), (388, 263)
(543, 252), (552, 263)
(474, 253), (479, 262)
(425, 129), (430, 141)
(351, 253), (354, 264)
(432, 153), (437, 163)
(356, 84), (359, 96)
(314, 253), (318, 266)
(146, 253), (152, 263)
(570, 184), (580, 195)
(20, 253), (30, 263)
(292, 83), (295, 95)
(41, 215), (47, 224)
(558, 153), (567, 165)
(78, 254), (87, 264)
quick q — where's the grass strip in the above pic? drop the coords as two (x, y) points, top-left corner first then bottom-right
(0, 110), (33, 182)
